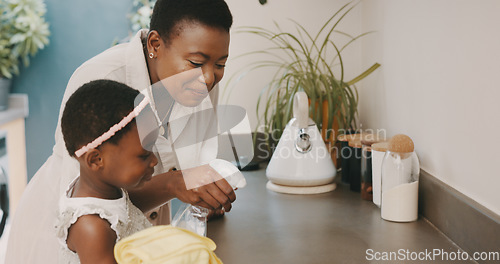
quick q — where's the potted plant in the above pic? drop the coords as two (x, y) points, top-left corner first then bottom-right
(228, 2), (380, 163)
(0, 0), (50, 110)
(128, 0), (155, 32)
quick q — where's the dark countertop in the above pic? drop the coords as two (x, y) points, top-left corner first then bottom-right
(208, 166), (474, 264)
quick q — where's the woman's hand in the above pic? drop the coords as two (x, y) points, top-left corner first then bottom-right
(128, 164), (236, 214)
(171, 164), (236, 212)
(207, 208), (225, 221)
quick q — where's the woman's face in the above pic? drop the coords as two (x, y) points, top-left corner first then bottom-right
(149, 22), (230, 107)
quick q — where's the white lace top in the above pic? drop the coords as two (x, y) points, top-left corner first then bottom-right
(55, 177), (152, 264)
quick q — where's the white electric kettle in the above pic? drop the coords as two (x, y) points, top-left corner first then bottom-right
(266, 91), (336, 187)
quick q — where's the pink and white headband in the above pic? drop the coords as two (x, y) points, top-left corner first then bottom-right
(74, 97), (150, 157)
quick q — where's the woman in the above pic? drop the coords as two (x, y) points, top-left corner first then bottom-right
(6, 0), (236, 263)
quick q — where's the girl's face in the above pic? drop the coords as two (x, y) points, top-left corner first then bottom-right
(148, 22), (230, 107)
(100, 125), (158, 190)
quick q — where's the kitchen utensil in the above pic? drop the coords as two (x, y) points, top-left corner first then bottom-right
(266, 92), (336, 194)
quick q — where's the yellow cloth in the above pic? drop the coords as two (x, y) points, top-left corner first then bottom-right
(114, 225), (223, 264)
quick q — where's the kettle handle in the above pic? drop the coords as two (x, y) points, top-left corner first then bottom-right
(293, 91), (309, 129)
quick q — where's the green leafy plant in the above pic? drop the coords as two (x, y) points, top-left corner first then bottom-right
(128, 0), (155, 32)
(0, 0), (50, 79)
(229, 1), (380, 143)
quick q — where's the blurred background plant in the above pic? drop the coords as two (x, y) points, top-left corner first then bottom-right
(226, 1), (380, 152)
(113, 0), (155, 45)
(128, 0), (155, 32)
(0, 0), (50, 79)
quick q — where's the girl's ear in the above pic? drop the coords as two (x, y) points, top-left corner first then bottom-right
(84, 149), (104, 171)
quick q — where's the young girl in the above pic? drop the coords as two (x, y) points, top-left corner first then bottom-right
(57, 79), (157, 263)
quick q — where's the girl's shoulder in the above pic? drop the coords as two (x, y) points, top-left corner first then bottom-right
(56, 187), (129, 244)
(65, 214), (117, 251)
(64, 214), (118, 263)
(54, 189), (128, 263)
(55, 186), (151, 246)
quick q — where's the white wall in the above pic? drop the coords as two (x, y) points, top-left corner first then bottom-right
(359, 0), (500, 216)
(224, 0), (500, 216)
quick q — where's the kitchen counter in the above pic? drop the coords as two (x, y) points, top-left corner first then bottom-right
(208, 166), (474, 264)
(0, 94), (29, 125)
(0, 94), (29, 215)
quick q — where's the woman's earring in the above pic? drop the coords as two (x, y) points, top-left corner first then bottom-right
(149, 53), (154, 59)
